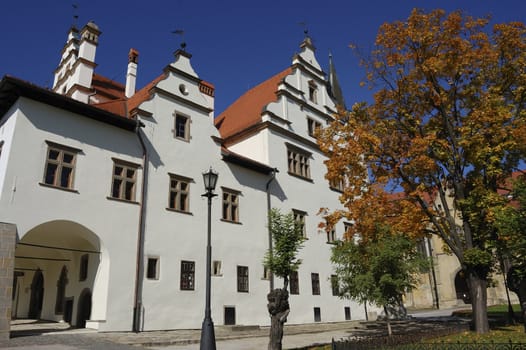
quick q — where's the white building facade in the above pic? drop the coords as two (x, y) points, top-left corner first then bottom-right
(0, 23), (368, 332)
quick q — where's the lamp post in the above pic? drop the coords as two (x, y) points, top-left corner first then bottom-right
(200, 167), (218, 350)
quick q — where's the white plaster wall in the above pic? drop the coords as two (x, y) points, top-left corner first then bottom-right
(0, 98), (143, 331)
(228, 129), (270, 165)
(0, 106), (17, 199)
(136, 60), (274, 330)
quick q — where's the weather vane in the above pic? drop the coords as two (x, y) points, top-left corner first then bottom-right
(171, 29), (186, 51)
(299, 22), (308, 37)
(72, 3), (79, 28)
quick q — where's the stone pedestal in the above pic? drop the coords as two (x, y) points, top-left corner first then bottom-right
(0, 223), (16, 344)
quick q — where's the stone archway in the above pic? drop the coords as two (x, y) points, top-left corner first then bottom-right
(454, 270), (471, 304)
(14, 220), (107, 327)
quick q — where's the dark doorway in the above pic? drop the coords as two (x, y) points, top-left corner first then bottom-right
(28, 270), (44, 319)
(454, 270), (471, 304)
(224, 306), (236, 325)
(314, 307), (321, 322)
(76, 289), (91, 328)
(64, 297), (74, 324)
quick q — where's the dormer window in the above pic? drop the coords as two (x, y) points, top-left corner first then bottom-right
(308, 80), (318, 104)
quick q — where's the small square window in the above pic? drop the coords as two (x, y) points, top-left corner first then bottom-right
(146, 257), (159, 280)
(224, 306), (236, 325)
(174, 114), (190, 140)
(212, 261), (222, 276)
(314, 307), (321, 322)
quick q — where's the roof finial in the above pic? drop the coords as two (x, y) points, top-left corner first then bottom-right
(172, 29), (186, 51)
(299, 22), (309, 38)
(72, 3), (79, 29)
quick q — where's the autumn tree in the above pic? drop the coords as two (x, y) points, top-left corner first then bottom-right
(318, 9), (526, 334)
(264, 208), (305, 350)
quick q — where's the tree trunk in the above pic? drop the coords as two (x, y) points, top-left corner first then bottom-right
(468, 272), (490, 334)
(267, 288), (290, 350)
(383, 305), (392, 336)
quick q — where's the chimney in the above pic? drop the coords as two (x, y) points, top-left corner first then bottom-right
(125, 48), (139, 98)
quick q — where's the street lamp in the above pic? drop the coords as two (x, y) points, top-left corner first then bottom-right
(200, 167), (218, 350)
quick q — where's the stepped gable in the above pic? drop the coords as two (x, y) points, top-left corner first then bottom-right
(215, 67), (292, 139)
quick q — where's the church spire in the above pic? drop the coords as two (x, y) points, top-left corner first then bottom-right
(327, 52), (345, 109)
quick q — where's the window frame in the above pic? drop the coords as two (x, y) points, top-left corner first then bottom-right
(110, 158), (140, 202)
(42, 141), (80, 190)
(167, 173), (192, 213)
(286, 144), (312, 180)
(293, 209), (307, 238)
(308, 80), (318, 104)
(331, 274), (340, 296)
(173, 113), (190, 141)
(146, 257), (160, 280)
(180, 260), (195, 291)
(237, 265), (249, 293)
(327, 227), (336, 244)
(307, 118), (322, 138)
(289, 271), (299, 295)
(222, 187), (240, 223)
(311, 272), (320, 295)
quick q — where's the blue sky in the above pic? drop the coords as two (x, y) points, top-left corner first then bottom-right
(1, 1), (525, 114)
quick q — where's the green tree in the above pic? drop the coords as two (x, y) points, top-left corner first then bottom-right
(264, 208), (305, 350)
(332, 228), (428, 335)
(318, 9), (526, 334)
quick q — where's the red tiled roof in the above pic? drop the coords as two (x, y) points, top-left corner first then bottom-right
(92, 73), (125, 100)
(215, 67), (292, 139)
(93, 73), (166, 118)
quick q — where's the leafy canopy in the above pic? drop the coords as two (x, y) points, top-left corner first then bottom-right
(264, 208), (306, 289)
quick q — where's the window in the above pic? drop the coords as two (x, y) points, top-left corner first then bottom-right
(224, 307), (236, 325)
(174, 114), (190, 140)
(331, 274), (340, 296)
(168, 174), (191, 212)
(146, 257), (159, 280)
(43, 142), (79, 189)
(212, 261), (222, 276)
(290, 271), (299, 295)
(314, 307), (321, 322)
(293, 209), (307, 238)
(237, 266), (249, 293)
(344, 222), (353, 240)
(180, 261), (195, 290)
(0, 140), (4, 158)
(344, 307), (351, 320)
(222, 188), (240, 222)
(329, 178), (344, 192)
(311, 273), (320, 295)
(307, 118), (322, 137)
(263, 266), (270, 280)
(287, 146), (311, 179)
(327, 228), (336, 243)
(111, 160), (139, 201)
(79, 254), (89, 281)
(308, 80), (318, 103)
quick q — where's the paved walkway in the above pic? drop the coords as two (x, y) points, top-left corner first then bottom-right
(4, 307), (470, 350)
